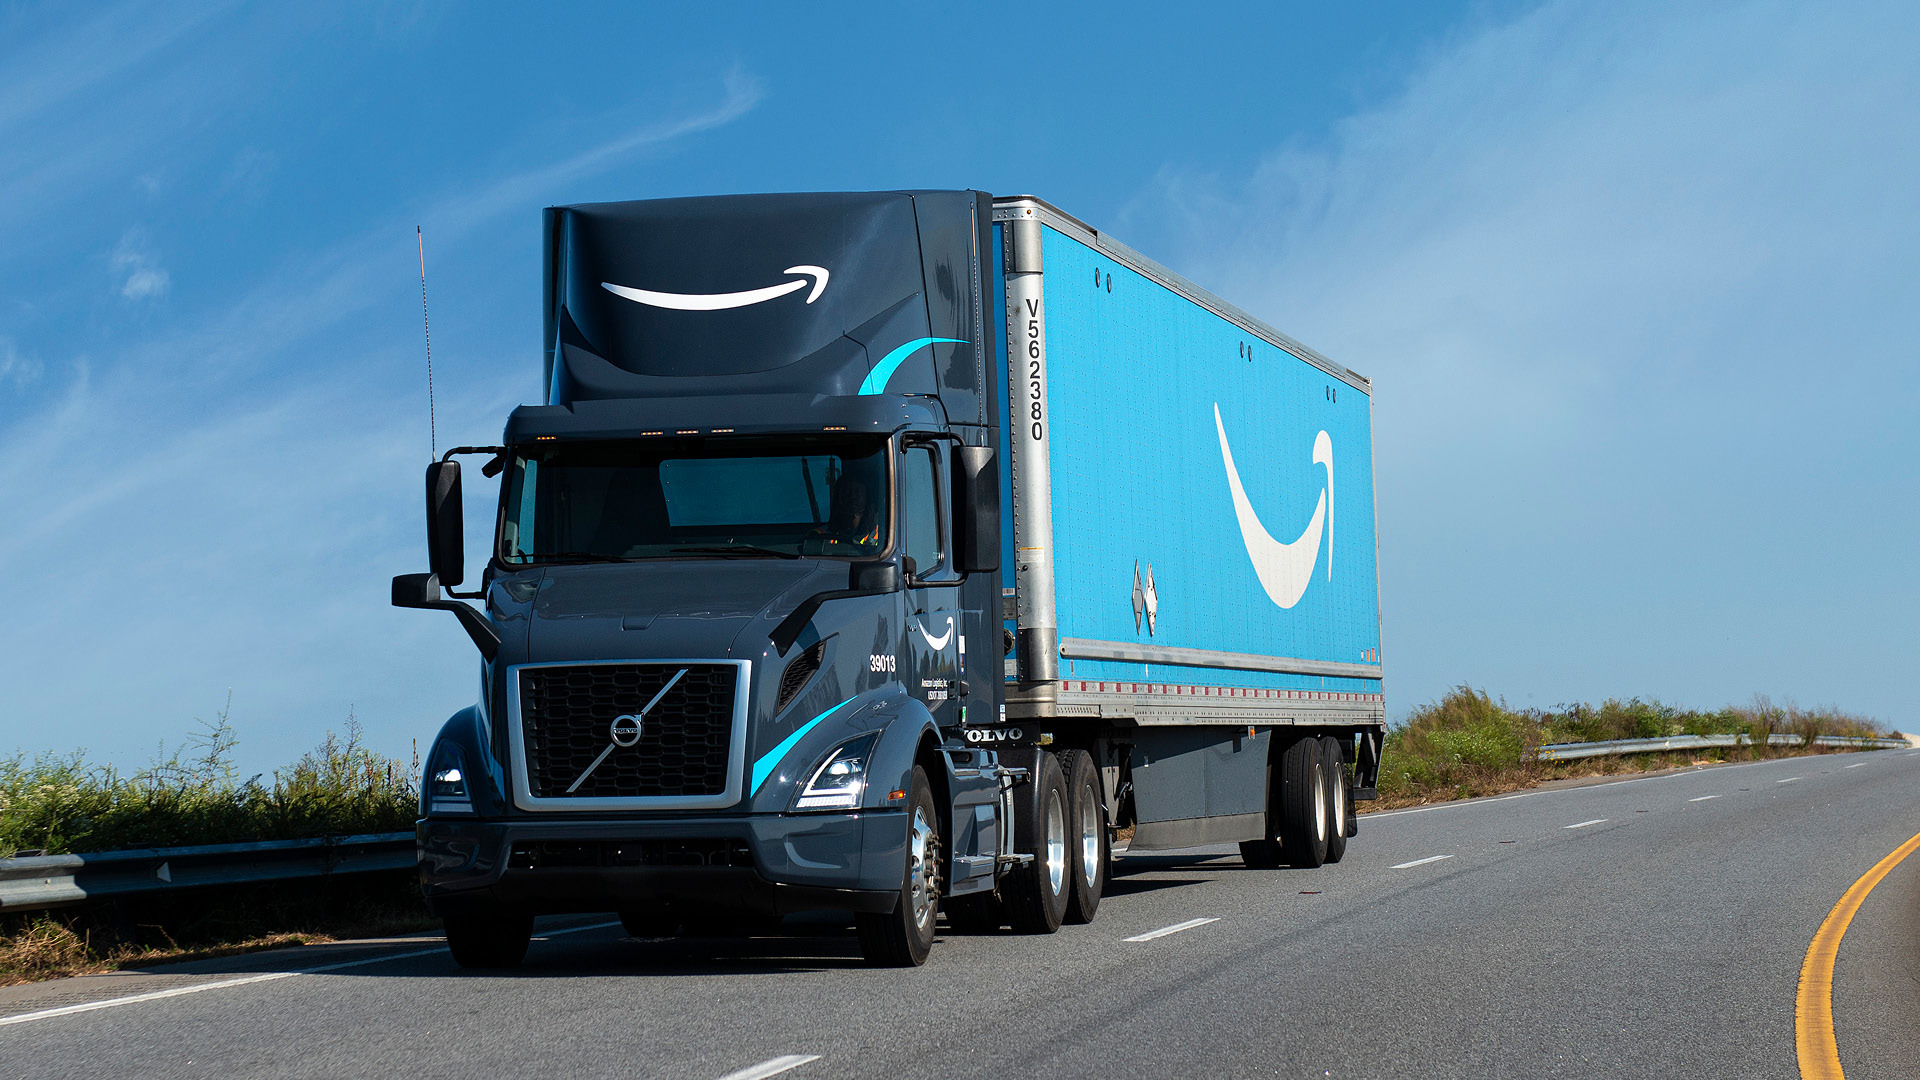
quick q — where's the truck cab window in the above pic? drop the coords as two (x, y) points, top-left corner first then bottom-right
(898, 445), (946, 577)
(499, 436), (890, 563)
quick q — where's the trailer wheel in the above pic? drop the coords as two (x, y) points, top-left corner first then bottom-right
(443, 904), (534, 969)
(1278, 736), (1329, 869)
(1060, 748), (1108, 924)
(942, 892), (1002, 933)
(1321, 737), (1349, 864)
(1003, 751), (1070, 934)
(856, 766), (941, 966)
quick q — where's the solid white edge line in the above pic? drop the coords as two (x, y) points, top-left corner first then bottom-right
(716, 1054), (822, 1080)
(1688, 795), (1720, 802)
(1390, 854), (1453, 869)
(1124, 917), (1219, 942)
(1564, 819), (1607, 829)
(1364, 757), (1819, 821)
(0, 971), (298, 1027)
(0, 919), (625, 1028)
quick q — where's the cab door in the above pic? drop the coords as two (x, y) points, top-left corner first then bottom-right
(897, 440), (962, 727)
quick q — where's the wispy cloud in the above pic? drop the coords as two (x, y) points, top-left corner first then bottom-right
(109, 227), (170, 299)
(0, 65), (766, 770)
(0, 1), (236, 138)
(1136, 2), (1920, 717)
(0, 336), (41, 386)
(437, 66), (766, 230)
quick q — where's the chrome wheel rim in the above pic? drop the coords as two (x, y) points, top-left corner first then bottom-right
(908, 804), (940, 931)
(1077, 781), (1101, 890)
(1045, 790), (1067, 896)
(1330, 758), (1347, 838)
(1312, 761), (1327, 842)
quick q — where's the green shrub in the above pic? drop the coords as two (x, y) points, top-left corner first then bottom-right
(0, 699), (416, 858)
(1379, 685), (1886, 803)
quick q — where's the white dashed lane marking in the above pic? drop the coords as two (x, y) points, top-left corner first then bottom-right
(717, 1055), (821, 1080)
(1565, 819), (1608, 829)
(1390, 855), (1454, 869)
(1124, 917), (1220, 943)
(1689, 796), (1720, 802)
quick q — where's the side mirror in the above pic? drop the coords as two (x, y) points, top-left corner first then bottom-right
(392, 572), (439, 606)
(390, 571), (500, 661)
(951, 446), (1001, 574)
(851, 560), (902, 592)
(426, 460), (464, 587)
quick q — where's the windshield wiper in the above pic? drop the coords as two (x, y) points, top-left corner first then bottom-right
(519, 551), (634, 564)
(669, 545), (802, 560)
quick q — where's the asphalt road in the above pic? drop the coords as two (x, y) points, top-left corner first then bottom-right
(5, 750), (1918, 1079)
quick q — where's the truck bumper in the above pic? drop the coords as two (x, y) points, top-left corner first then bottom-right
(416, 812), (904, 919)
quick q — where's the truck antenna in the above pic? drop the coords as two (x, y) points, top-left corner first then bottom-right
(417, 225), (437, 459)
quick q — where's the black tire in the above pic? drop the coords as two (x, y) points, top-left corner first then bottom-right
(1321, 737), (1350, 864)
(1239, 838), (1284, 869)
(1003, 751), (1071, 934)
(1060, 748), (1108, 924)
(1278, 736), (1329, 869)
(942, 892), (1003, 933)
(443, 905), (534, 969)
(856, 765), (941, 966)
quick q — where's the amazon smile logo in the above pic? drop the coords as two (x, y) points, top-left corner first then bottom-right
(916, 615), (954, 651)
(1213, 404), (1332, 609)
(600, 265), (830, 311)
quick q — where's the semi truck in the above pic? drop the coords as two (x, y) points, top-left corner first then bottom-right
(395, 190), (1386, 968)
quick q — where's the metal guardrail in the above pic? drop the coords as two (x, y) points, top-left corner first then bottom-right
(0, 831), (415, 913)
(1534, 733), (1908, 763)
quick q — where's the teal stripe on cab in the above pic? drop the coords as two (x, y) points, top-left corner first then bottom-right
(856, 337), (967, 395)
(750, 698), (854, 795)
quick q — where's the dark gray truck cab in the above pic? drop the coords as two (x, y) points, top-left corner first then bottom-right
(402, 192), (1028, 966)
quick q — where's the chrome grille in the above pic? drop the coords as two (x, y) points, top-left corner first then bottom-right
(519, 663), (739, 800)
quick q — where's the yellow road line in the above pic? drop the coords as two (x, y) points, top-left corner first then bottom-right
(1796, 828), (1920, 1079)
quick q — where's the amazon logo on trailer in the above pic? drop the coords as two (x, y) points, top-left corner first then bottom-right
(1212, 403), (1333, 609)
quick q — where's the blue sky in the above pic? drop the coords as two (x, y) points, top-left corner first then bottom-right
(3, 1), (1915, 774)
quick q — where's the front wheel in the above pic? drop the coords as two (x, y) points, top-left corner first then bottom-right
(856, 765), (941, 966)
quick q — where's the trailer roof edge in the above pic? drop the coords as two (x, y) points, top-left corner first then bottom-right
(991, 195), (1371, 394)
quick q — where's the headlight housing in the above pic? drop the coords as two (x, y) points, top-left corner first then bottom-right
(792, 734), (877, 812)
(427, 743), (472, 814)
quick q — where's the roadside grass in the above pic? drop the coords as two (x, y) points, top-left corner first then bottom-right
(0, 698), (418, 858)
(1369, 686), (1891, 811)
(0, 874), (434, 987)
(1, 702), (430, 986)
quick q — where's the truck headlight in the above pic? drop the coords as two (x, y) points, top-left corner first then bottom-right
(793, 734), (877, 812)
(428, 744), (473, 814)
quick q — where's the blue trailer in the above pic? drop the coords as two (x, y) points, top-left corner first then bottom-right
(990, 198), (1385, 857)
(396, 191), (1385, 968)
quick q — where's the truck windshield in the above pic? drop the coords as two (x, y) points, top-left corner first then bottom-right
(499, 436), (890, 563)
